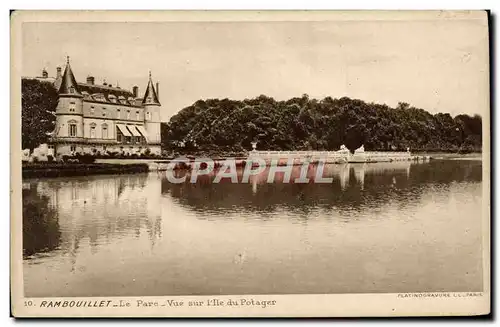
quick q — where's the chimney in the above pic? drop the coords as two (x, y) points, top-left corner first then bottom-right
(86, 76), (95, 85)
(56, 67), (62, 78)
(156, 82), (160, 101)
(42, 68), (48, 78)
(133, 86), (139, 98)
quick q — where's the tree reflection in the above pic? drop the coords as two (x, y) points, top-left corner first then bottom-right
(23, 186), (61, 257)
(160, 160), (482, 218)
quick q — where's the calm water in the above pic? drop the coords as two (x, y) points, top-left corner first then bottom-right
(23, 159), (483, 297)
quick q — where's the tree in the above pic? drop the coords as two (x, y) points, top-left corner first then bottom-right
(22, 79), (58, 150)
(161, 95), (483, 154)
(396, 102), (410, 110)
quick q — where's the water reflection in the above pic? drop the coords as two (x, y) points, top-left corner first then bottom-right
(23, 159), (483, 296)
(22, 186), (61, 257)
(23, 174), (162, 261)
(160, 160), (482, 218)
(23, 160), (482, 259)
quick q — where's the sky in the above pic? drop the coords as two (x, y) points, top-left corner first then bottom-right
(22, 16), (489, 122)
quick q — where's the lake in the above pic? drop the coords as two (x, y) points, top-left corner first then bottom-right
(22, 159), (484, 297)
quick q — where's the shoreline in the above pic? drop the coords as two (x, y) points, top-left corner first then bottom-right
(22, 162), (149, 179)
(21, 152), (483, 178)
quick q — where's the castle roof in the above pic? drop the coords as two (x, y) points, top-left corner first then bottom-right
(23, 59), (154, 108)
(78, 83), (140, 106)
(142, 72), (161, 106)
(58, 57), (81, 96)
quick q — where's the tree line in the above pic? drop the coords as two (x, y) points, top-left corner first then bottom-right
(161, 94), (482, 155)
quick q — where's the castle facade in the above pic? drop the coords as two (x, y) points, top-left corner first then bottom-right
(38, 58), (163, 158)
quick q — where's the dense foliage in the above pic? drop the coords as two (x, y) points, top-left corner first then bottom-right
(22, 79), (58, 150)
(162, 95), (482, 154)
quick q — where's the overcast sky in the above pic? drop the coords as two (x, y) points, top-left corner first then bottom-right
(22, 17), (488, 121)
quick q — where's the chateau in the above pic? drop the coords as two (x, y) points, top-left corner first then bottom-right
(31, 57), (163, 158)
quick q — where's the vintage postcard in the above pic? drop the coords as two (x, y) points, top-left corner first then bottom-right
(10, 10), (490, 317)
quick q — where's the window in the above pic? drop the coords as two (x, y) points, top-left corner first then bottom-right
(90, 124), (96, 138)
(92, 93), (105, 102)
(69, 86), (75, 94)
(117, 109), (121, 118)
(127, 110), (130, 120)
(116, 127), (123, 143)
(102, 107), (106, 117)
(68, 121), (77, 137)
(90, 106), (95, 114)
(102, 124), (108, 139)
(70, 145), (76, 152)
(69, 102), (76, 112)
(146, 112), (151, 120)
(136, 111), (140, 120)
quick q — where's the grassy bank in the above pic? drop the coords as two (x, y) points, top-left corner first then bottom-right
(425, 152), (483, 160)
(167, 148), (481, 159)
(22, 162), (149, 179)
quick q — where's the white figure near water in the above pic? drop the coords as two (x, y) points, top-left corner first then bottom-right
(354, 145), (365, 153)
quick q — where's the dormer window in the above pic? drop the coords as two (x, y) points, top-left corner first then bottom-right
(69, 86), (75, 94)
(147, 97), (152, 102)
(108, 94), (117, 103)
(92, 93), (105, 102)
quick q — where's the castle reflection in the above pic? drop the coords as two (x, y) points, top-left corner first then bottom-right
(22, 174), (163, 263)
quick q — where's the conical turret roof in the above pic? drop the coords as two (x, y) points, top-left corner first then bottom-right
(142, 71), (160, 106)
(58, 57), (81, 96)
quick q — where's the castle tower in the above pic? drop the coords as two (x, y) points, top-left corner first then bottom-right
(142, 71), (162, 154)
(53, 57), (84, 155)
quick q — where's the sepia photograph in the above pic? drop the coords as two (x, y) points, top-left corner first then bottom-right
(10, 10), (490, 317)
